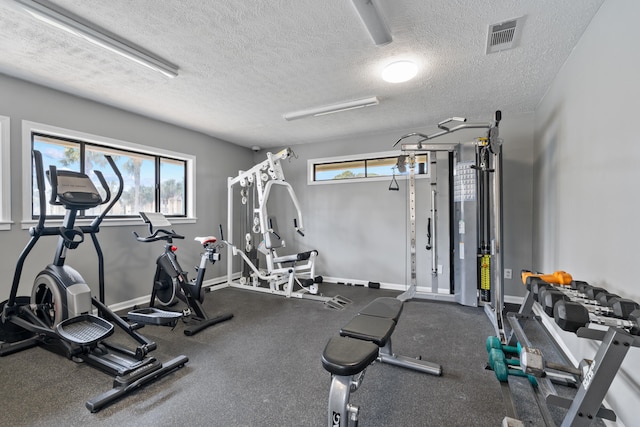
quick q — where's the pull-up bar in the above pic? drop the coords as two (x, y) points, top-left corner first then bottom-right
(394, 111), (501, 150)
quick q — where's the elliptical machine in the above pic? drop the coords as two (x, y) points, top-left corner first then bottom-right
(0, 150), (188, 412)
(128, 212), (233, 336)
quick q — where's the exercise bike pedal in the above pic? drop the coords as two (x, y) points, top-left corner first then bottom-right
(127, 308), (183, 326)
(56, 314), (114, 346)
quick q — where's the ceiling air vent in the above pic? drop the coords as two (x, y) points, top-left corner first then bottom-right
(486, 17), (523, 54)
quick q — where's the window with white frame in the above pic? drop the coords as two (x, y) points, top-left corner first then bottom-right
(22, 121), (195, 223)
(0, 115), (10, 230)
(308, 150), (430, 185)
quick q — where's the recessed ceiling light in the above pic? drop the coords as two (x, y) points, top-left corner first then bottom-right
(382, 60), (418, 83)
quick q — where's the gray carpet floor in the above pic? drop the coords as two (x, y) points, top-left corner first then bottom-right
(1, 283), (527, 426)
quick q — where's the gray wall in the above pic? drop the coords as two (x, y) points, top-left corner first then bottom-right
(533, 0), (639, 423)
(0, 73), (252, 305)
(260, 111), (534, 299)
(0, 73), (534, 306)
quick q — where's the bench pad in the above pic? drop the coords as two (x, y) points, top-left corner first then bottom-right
(322, 336), (379, 376)
(272, 250), (316, 264)
(359, 297), (403, 322)
(340, 314), (396, 346)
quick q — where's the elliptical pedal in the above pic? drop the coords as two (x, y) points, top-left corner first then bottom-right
(56, 314), (114, 345)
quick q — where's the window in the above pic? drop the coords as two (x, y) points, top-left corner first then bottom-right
(0, 115), (10, 230)
(22, 121), (194, 224)
(309, 151), (429, 185)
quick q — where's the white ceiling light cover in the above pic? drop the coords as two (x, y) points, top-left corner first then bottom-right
(382, 60), (418, 83)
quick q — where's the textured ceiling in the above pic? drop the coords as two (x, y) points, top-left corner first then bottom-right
(0, 0), (604, 148)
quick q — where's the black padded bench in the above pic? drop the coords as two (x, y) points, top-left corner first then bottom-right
(321, 297), (442, 426)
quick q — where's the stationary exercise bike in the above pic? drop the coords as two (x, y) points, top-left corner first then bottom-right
(128, 212), (233, 336)
(0, 151), (188, 412)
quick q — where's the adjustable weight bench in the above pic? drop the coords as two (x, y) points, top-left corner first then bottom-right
(321, 297), (442, 426)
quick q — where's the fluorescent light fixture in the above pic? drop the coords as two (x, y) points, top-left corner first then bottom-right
(283, 97), (379, 121)
(350, 0), (392, 46)
(382, 60), (418, 83)
(15, 0), (179, 78)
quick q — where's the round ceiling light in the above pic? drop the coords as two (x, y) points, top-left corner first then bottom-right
(382, 60), (418, 83)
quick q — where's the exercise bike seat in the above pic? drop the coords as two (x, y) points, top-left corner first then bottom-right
(194, 236), (217, 245)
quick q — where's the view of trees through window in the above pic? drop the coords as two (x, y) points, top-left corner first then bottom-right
(32, 133), (186, 218)
(313, 154), (428, 182)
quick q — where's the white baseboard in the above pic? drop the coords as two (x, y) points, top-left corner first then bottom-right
(322, 276), (452, 294)
(108, 295), (150, 313)
(324, 276), (527, 304)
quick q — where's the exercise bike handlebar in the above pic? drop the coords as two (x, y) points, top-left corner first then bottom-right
(132, 228), (185, 243)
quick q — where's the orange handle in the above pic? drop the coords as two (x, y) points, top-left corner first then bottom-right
(521, 270), (573, 286)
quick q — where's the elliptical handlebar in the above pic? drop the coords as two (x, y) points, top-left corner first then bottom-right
(48, 164), (59, 206)
(93, 170), (112, 205)
(90, 154), (123, 229)
(32, 150), (124, 230)
(32, 150), (47, 233)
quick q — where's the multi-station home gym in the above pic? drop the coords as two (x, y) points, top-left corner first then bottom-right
(0, 1), (637, 426)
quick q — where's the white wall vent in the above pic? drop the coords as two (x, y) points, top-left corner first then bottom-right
(486, 17), (524, 54)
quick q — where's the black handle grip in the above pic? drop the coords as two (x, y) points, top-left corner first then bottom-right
(90, 154), (124, 229)
(48, 164), (59, 205)
(93, 170), (111, 205)
(166, 229), (185, 240)
(132, 228), (184, 243)
(32, 150), (47, 229)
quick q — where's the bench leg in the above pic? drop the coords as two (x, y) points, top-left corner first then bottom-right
(378, 337), (443, 376)
(328, 374), (361, 427)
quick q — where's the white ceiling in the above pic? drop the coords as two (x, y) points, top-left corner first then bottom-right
(0, 0), (604, 148)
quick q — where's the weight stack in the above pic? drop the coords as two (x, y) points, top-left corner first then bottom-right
(480, 254), (491, 302)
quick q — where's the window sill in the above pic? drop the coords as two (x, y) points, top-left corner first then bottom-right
(20, 217), (197, 230)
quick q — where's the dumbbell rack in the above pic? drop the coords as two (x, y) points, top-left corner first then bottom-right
(501, 284), (640, 426)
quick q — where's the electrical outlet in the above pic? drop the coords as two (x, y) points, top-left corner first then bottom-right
(504, 268), (512, 279)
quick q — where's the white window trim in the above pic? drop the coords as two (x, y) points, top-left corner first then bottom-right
(307, 149), (430, 185)
(21, 120), (196, 228)
(0, 115), (11, 230)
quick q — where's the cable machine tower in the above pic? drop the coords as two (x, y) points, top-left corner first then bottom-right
(393, 111), (505, 341)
